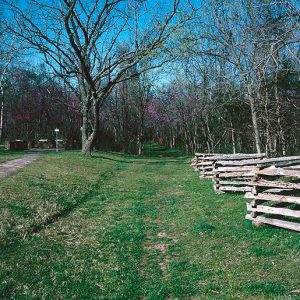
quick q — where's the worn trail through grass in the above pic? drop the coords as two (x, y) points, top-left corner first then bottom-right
(0, 148), (299, 299)
(0, 153), (41, 178)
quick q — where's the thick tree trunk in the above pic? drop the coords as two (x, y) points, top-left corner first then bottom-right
(82, 135), (94, 156)
(81, 109), (92, 156)
(81, 101), (99, 156)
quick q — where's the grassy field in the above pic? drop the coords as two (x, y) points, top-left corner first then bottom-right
(0, 149), (25, 163)
(0, 146), (299, 299)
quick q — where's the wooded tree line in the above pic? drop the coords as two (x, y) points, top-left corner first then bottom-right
(0, 0), (299, 155)
(0, 67), (81, 145)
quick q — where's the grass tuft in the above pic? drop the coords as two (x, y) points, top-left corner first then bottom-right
(245, 281), (287, 295)
(190, 222), (216, 234)
(250, 245), (277, 257)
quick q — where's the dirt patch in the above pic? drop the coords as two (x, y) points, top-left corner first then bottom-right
(155, 243), (167, 252)
(157, 231), (167, 237)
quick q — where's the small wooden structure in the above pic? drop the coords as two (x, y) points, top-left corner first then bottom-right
(37, 139), (54, 149)
(245, 157), (300, 232)
(5, 140), (28, 150)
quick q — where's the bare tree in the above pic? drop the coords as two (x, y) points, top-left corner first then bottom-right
(6, 0), (187, 155)
(182, 0), (299, 153)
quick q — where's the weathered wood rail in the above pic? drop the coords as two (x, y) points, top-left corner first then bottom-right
(245, 159), (300, 232)
(196, 153), (266, 179)
(212, 153), (266, 193)
(213, 156), (300, 194)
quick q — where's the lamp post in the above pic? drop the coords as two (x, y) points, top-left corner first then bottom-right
(54, 128), (59, 152)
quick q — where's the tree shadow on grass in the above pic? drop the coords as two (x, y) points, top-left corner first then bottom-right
(0, 168), (115, 251)
(92, 143), (190, 164)
(91, 154), (189, 165)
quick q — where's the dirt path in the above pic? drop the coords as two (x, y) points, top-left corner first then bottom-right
(0, 152), (41, 178)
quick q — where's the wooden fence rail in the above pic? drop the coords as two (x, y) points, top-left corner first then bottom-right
(213, 155), (300, 194)
(191, 153), (219, 172)
(212, 153), (266, 192)
(245, 161), (300, 232)
(199, 153), (266, 179)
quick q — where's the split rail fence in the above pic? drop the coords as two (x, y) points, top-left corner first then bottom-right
(191, 153), (219, 175)
(213, 153), (266, 193)
(191, 153), (300, 232)
(245, 161), (300, 232)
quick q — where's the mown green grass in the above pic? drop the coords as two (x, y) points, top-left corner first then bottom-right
(0, 147), (299, 299)
(0, 149), (25, 163)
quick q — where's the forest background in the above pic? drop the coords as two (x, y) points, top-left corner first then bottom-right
(0, 0), (299, 156)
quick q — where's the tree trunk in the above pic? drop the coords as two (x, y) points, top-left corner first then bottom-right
(231, 122), (236, 154)
(137, 110), (145, 156)
(82, 135), (94, 156)
(246, 84), (262, 153)
(250, 98), (262, 153)
(0, 86), (4, 142)
(204, 115), (214, 153)
(81, 101), (99, 156)
(137, 127), (143, 156)
(81, 109), (92, 155)
(193, 123), (197, 153)
(274, 70), (286, 156)
(169, 129), (173, 149)
(172, 131), (176, 148)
